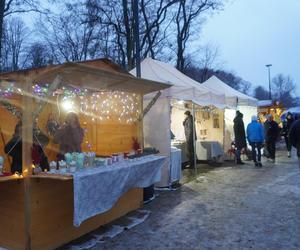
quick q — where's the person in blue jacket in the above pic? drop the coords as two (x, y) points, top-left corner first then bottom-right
(246, 115), (265, 167)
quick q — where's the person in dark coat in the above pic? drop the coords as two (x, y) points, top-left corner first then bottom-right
(233, 111), (247, 164)
(281, 112), (294, 157)
(4, 122), (22, 173)
(4, 121), (49, 173)
(264, 114), (279, 163)
(289, 119), (300, 169)
(183, 110), (196, 168)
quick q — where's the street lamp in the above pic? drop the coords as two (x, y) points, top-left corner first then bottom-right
(265, 64), (272, 100)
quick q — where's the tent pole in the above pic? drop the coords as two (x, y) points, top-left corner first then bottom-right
(192, 102), (197, 174)
(168, 98), (172, 189)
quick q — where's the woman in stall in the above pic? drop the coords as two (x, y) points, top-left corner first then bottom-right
(53, 112), (84, 160)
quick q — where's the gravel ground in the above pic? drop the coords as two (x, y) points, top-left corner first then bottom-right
(94, 150), (300, 250)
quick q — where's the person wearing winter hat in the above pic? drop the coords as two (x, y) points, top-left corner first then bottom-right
(246, 115), (265, 167)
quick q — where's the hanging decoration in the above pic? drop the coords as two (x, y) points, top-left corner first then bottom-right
(0, 99), (22, 118)
(32, 83), (88, 98)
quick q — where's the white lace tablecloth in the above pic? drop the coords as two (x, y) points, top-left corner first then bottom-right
(196, 141), (224, 161)
(71, 155), (166, 227)
(170, 147), (182, 182)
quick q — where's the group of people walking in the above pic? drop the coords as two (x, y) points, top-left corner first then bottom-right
(234, 110), (300, 167)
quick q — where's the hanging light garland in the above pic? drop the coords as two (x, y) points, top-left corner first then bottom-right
(87, 91), (140, 124)
(0, 82), (141, 124)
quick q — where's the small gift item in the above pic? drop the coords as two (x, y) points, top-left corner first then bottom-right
(76, 153), (85, 169)
(117, 153), (124, 162)
(49, 161), (57, 173)
(112, 154), (118, 163)
(33, 165), (42, 175)
(107, 157), (113, 165)
(86, 152), (95, 167)
(59, 160), (67, 173)
(65, 153), (73, 165)
(69, 161), (77, 173)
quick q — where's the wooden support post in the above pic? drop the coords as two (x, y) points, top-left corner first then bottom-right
(22, 77), (33, 250)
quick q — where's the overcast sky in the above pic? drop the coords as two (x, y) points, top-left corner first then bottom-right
(200, 0), (300, 95)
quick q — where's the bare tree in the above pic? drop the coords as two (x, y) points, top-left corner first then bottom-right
(87, 0), (177, 69)
(39, 2), (103, 63)
(23, 41), (51, 68)
(139, 0), (177, 59)
(2, 17), (29, 71)
(253, 86), (269, 100)
(272, 74), (297, 107)
(0, 0), (45, 70)
(174, 0), (222, 71)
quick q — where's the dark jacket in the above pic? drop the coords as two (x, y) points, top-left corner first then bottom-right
(5, 129), (50, 173)
(289, 119), (300, 148)
(183, 115), (196, 143)
(4, 137), (22, 173)
(233, 112), (247, 149)
(281, 113), (294, 137)
(264, 120), (279, 142)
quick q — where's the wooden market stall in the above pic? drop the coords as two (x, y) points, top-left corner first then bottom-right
(0, 60), (170, 250)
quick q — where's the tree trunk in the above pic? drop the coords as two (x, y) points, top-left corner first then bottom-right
(0, 0), (5, 70)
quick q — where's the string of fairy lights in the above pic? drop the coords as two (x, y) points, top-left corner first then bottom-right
(0, 83), (141, 124)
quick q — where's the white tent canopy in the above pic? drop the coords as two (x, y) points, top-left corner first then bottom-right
(202, 76), (258, 107)
(130, 58), (226, 108)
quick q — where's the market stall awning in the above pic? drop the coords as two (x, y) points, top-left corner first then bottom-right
(0, 61), (171, 95)
(130, 58), (226, 107)
(201, 76), (258, 107)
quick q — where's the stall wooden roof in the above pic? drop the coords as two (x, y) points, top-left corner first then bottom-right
(0, 59), (171, 95)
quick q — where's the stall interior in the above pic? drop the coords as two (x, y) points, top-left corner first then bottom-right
(0, 89), (142, 173)
(170, 100), (225, 162)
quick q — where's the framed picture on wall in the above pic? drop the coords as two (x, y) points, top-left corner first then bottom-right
(213, 114), (220, 128)
(202, 111), (210, 120)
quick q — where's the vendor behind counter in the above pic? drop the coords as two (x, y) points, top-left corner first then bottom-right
(4, 121), (49, 173)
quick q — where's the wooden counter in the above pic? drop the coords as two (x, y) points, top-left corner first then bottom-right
(0, 178), (143, 250)
(0, 174), (23, 182)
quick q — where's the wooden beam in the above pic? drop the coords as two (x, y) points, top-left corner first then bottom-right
(22, 77), (33, 250)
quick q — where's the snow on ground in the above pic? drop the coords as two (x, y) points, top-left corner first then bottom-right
(61, 150), (300, 250)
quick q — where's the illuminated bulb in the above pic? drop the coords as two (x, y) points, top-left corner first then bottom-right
(61, 99), (75, 112)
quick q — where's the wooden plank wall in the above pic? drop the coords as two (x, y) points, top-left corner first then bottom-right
(0, 180), (25, 250)
(29, 179), (142, 250)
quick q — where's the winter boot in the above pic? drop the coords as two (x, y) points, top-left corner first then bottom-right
(287, 151), (291, 158)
